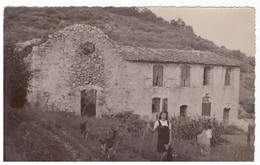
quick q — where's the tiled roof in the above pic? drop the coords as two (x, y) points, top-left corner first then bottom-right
(118, 46), (241, 67)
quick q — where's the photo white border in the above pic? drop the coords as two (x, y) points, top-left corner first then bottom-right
(1, 0), (259, 164)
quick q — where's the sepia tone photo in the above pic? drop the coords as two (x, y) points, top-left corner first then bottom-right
(3, 6), (255, 161)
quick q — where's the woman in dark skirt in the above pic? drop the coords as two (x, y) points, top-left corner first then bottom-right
(147, 111), (172, 159)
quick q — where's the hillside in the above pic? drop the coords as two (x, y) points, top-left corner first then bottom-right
(4, 7), (255, 114)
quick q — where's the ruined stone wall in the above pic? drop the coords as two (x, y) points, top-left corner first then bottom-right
(27, 24), (115, 115)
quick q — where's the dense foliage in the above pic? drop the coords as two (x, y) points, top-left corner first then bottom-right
(171, 116), (225, 146)
(4, 7), (254, 113)
(4, 33), (32, 108)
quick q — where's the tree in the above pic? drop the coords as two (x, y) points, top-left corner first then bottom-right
(177, 18), (186, 28)
(4, 33), (32, 108)
(170, 19), (179, 27)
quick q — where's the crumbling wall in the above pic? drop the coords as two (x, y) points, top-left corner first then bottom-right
(27, 24), (115, 115)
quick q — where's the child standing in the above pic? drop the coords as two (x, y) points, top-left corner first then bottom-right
(204, 125), (212, 155)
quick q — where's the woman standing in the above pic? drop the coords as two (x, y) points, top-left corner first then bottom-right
(147, 111), (172, 159)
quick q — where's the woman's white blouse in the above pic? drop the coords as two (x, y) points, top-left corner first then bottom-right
(153, 120), (171, 129)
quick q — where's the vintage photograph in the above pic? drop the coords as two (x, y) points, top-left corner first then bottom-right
(3, 5), (255, 161)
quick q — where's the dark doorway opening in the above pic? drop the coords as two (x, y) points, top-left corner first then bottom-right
(81, 89), (97, 117)
(180, 105), (188, 117)
(223, 108), (230, 126)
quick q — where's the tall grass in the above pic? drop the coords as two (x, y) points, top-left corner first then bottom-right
(4, 107), (254, 161)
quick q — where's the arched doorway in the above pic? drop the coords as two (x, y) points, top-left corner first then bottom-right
(223, 108), (230, 126)
(180, 105), (188, 117)
(81, 89), (97, 117)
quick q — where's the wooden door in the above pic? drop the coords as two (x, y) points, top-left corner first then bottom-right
(81, 89), (97, 117)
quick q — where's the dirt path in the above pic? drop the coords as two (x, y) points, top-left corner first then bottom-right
(45, 128), (102, 161)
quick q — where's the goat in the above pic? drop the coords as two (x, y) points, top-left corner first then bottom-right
(98, 128), (117, 161)
(80, 121), (92, 139)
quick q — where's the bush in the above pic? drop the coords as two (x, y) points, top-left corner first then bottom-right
(171, 116), (225, 146)
(223, 125), (246, 135)
(114, 111), (147, 136)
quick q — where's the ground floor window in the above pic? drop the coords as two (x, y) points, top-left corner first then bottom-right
(162, 98), (168, 111)
(152, 98), (160, 113)
(180, 105), (188, 117)
(202, 102), (211, 116)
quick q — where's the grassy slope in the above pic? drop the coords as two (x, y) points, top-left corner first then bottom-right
(4, 6), (255, 113)
(4, 107), (254, 161)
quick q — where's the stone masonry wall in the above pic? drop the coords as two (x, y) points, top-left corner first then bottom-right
(27, 24), (116, 115)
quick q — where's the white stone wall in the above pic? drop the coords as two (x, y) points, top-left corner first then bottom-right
(108, 61), (240, 124)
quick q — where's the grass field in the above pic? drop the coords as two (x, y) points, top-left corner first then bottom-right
(4, 106), (255, 161)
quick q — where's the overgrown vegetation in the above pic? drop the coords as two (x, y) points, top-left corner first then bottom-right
(4, 107), (254, 161)
(4, 34), (33, 108)
(171, 116), (226, 146)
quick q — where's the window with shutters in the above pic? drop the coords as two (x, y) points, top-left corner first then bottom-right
(203, 67), (211, 85)
(225, 68), (232, 86)
(162, 98), (168, 111)
(152, 98), (160, 113)
(180, 65), (190, 86)
(202, 94), (211, 116)
(153, 65), (163, 86)
(202, 102), (211, 116)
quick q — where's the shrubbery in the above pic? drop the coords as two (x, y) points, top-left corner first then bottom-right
(171, 116), (225, 146)
(114, 111), (147, 136)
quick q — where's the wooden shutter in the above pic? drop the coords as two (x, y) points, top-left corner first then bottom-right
(186, 66), (190, 86)
(153, 65), (163, 86)
(203, 67), (210, 85)
(202, 102), (211, 116)
(162, 98), (168, 111)
(225, 68), (231, 85)
(181, 66), (186, 86)
(152, 98), (160, 113)
(181, 66), (190, 86)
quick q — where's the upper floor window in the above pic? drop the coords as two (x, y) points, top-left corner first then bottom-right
(181, 65), (190, 86)
(203, 67), (211, 85)
(153, 65), (163, 86)
(225, 68), (232, 86)
(152, 98), (160, 113)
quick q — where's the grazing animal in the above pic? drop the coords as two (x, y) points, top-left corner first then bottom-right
(99, 128), (117, 160)
(161, 144), (177, 161)
(80, 121), (91, 139)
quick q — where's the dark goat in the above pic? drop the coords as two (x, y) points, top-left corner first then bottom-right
(99, 129), (117, 160)
(80, 121), (91, 139)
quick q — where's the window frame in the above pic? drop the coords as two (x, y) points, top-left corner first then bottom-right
(203, 67), (211, 85)
(153, 65), (163, 87)
(180, 65), (190, 87)
(225, 68), (232, 86)
(162, 98), (168, 112)
(152, 98), (160, 113)
(202, 102), (211, 116)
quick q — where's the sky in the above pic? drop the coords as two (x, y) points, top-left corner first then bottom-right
(149, 7), (256, 57)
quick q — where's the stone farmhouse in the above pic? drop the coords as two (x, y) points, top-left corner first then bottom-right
(27, 24), (241, 125)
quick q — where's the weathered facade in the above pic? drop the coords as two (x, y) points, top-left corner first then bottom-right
(27, 24), (241, 125)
